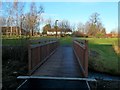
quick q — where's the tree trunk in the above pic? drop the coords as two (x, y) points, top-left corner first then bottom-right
(10, 26), (12, 36)
(32, 28), (34, 36)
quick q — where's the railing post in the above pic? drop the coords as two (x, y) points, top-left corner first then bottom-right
(28, 39), (59, 75)
(28, 45), (31, 75)
(73, 40), (88, 77)
(85, 40), (88, 77)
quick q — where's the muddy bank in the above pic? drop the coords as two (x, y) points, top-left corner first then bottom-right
(89, 80), (120, 90)
(2, 46), (28, 90)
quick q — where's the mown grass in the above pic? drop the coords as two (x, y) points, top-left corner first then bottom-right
(60, 37), (119, 75)
(2, 35), (57, 46)
(79, 38), (119, 75)
(2, 39), (26, 46)
(2, 35), (120, 75)
(59, 36), (72, 46)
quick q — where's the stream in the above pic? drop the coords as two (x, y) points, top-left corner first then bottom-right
(88, 70), (120, 80)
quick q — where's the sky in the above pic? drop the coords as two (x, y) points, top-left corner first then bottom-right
(36, 2), (118, 33)
(1, 2), (118, 33)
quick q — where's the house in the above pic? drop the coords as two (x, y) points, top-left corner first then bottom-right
(47, 28), (72, 36)
(2, 26), (27, 36)
(106, 33), (118, 38)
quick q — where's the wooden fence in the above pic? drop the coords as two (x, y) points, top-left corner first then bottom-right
(28, 39), (59, 75)
(73, 40), (88, 77)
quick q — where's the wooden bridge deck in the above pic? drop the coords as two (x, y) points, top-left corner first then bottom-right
(32, 46), (83, 78)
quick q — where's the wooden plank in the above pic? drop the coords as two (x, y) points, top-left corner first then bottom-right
(32, 46), (84, 77)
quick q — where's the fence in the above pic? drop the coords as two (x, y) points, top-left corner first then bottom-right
(73, 40), (88, 77)
(28, 39), (59, 75)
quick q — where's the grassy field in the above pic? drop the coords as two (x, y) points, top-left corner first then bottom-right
(59, 36), (73, 46)
(2, 36), (56, 46)
(79, 38), (119, 75)
(2, 36), (120, 75)
(59, 37), (119, 75)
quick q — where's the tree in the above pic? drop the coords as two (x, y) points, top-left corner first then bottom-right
(58, 20), (70, 29)
(13, 1), (25, 36)
(71, 23), (76, 32)
(58, 20), (71, 36)
(45, 18), (52, 25)
(30, 3), (44, 36)
(22, 2), (44, 37)
(42, 24), (51, 34)
(90, 12), (100, 25)
(86, 12), (106, 37)
(77, 22), (84, 33)
(2, 1), (25, 36)
(111, 28), (118, 34)
(84, 21), (90, 34)
(101, 28), (106, 35)
(110, 28), (118, 38)
(0, 16), (6, 26)
(5, 2), (15, 36)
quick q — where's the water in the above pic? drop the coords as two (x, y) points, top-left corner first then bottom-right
(88, 70), (120, 80)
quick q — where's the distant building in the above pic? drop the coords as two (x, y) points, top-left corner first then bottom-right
(2, 26), (28, 36)
(47, 28), (72, 36)
(105, 33), (112, 38)
(106, 33), (118, 38)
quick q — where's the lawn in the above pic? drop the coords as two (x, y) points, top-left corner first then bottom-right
(79, 38), (119, 75)
(2, 35), (120, 75)
(2, 36), (57, 46)
(59, 36), (72, 46)
(59, 37), (119, 75)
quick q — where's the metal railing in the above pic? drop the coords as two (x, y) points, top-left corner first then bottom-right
(73, 40), (88, 77)
(28, 39), (59, 75)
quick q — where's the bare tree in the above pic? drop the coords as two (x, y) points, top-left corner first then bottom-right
(90, 12), (100, 25)
(84, 21), (90, 34)
(13, 1), (25, 36)
(58, 20), (71, 36)
(45, 18), (52, 25)
(0, 17), (6, 26)
(5, 2), (15, 36)
(26, 2), (44, 37)
(77, 22), (84, 33)
(1, 1), (44, 38)
(58, 20), (70, 29)
(86, 12), (106, 37)
(111, 28), (118, 34)
(71, 23), (76, 32)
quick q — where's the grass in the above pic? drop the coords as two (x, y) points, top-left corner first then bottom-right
(59, 36), (72, 46)
(79, 38), (119, 75)
(2, 35), (120, 75)
(59, 37), (119, 75)
(2, 36), (55, 46)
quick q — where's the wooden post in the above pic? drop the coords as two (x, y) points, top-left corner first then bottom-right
(84, 40), (88, 77)
(28, 44), (32, 75)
